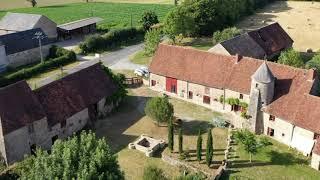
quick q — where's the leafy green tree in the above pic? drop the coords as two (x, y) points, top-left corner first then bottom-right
(164, 7), (195, 43)
(179, 128), (183, 154)
(144, 28), (162, 56)
(233, 129), (260, 163)
(140, 11), (159, 31)
(143, 165), (168, 180)
(168, 118), (174, 152)
(306, 53), (320, 72)
(145, 97), (174, 126)
(17, 131), (124, 179)
(205, 128), (213, 167)
(196, 130), (202, 162)
(278, 48), (304, 68)
(26, 0), (37, 7)
(213, 27), (241, 44)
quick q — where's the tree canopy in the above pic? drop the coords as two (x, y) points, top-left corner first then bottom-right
(140, 11), (159, 31)
(145, 96), (174, 126)
(306, 53), (320, 72)
(17, 131), (124, 180)
(144, 28), (162, 56)
(278, 48), (304, 68)
(213, 27), (241, 44)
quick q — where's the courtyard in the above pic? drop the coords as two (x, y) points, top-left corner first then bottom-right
(94, 85), (320, 179)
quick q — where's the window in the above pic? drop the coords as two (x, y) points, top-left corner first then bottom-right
(205, 87), (210, 95)
(267, 127), (274, 137)
(52, 135), (58, 145)
(314, 133), (320, 140)
(151, 80), (156, 86)
(188, 91), (193, 99)
(239, 94), (243, 99)
(203, 96), (211, 104)
(28, 124), (34, 133)
(61, 119), (66, 128)
(256, 83), (259, 88)
(282, 133), (285, 137)
(269, 115), (275, 121)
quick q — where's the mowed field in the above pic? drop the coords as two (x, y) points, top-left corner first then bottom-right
(236, 1), (320, 52)
(0, 0), (173, 10)
(0, 2), (174, 29)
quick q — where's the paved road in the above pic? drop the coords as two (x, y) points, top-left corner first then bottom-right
(102, 43), (144, 70)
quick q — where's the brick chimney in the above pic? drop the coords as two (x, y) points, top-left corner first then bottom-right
(307, 68), (316, 81)
(235, 54), (242, 64)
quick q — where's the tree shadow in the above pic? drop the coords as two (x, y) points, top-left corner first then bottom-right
(181, 120), (213, 136)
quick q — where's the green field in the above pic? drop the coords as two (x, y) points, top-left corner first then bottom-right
(0, 0), (173, 10)
(0, 2), (174, 29)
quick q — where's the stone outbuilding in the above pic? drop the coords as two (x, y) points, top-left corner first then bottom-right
(209, 23), (294, 60)
(0, 63), (118, 165)
(0, 28), (52, 69)
(0, 13), (57, 40)
(149, 44), (320, 170)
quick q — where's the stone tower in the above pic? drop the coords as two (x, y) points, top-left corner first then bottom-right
(248, 62), (275, 134)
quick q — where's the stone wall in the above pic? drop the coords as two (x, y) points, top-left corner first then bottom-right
(311, 153), (320, 170)
(7, 45), (50, 68)
(65, 108), (89, 137)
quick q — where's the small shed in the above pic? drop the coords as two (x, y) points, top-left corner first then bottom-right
(57, 17), (103, 40)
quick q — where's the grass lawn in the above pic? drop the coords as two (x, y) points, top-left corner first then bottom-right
(0, 2), (174, 29)
(94, 86), (225, 179)
(27, 61), (80, 89)
(129, 51), (153, 65)
(178, 37), (213, 51)
(222, 137), (320, 179)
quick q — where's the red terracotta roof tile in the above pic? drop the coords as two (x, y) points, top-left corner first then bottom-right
(150, 44), (317, 133)
(0, 81), (46, 135)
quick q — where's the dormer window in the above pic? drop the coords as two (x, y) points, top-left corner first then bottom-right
(239, 94), (243, 99)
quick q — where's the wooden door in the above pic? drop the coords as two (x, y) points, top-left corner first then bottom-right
(166, 77), (177, 94)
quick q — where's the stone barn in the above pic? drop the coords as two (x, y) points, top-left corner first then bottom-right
(0, 28), (51, 68)
(149, 44), (320, 170)
(0, 13), (57, 40)
(209, 23), (294, 60)
(0, 63), (118, 165)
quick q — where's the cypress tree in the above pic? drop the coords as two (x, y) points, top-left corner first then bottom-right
(197, 129), (202, 162)
(206, 128), (213, 167)
(178, 128), (183, 154)
(168, 118), (174, 152)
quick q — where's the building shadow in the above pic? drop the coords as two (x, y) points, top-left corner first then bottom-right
(181, 120), (213, 136)
(94, 95), (151, 153)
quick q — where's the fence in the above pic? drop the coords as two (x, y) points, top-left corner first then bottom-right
(124, 77), (143, 87)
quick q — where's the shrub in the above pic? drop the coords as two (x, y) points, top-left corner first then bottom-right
(212, 117), (227, 128)
(0, 47), (76, 87)
(144, 28), (162, 56)
(278, 48), (304, 68)
(213, 27), (241, 44)
(178, 128), (183, 154)
(258, 136), (272, 147)
(206, 128), (213, 167)
(306, 53), (320, 72)
(175, 172), (207, 180)
(144, 96), (174, 126)
(143, 165), (168, 180)
(168, 118), (174, 152)
(79, 27), (145, 54)
(140, 11), (159, 31)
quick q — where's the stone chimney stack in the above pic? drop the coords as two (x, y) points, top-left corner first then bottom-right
(235, 54), (242, 64)
(307, 69), (316, 81)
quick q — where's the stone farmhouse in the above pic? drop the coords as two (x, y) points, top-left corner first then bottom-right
(209, 23), (293, 60)
(0, 13), (102, 69)
(0, 63), (118, 165)
(149, 44), (320, 170)
(0, 28), (51, 69)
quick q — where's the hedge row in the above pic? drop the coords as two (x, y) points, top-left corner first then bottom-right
(79, 27), (145, 54)
(0, 46), (76, 87)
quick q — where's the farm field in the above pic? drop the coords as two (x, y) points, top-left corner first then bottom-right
(0, 0), (173, 10)
(0, 2), (174, 29)
(236, 1), (320, 52)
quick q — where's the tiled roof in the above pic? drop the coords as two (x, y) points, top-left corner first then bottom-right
(0, 13), (43, 31)
(34, 64), (117, 127)
(0, 81), (46, 135)
(209, 34), (266, 59)
(150, 44), (317, 132)
(58, 17), (103, 31)
(248, 23), (294, 56)
(0, 28), (51, 55)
